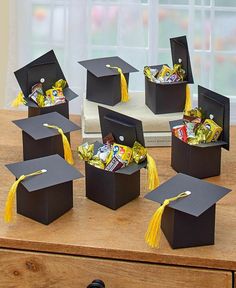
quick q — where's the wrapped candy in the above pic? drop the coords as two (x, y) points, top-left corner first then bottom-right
(195, 124), (212, 144)
(203, 118), (222, 142)
(88, 159), (105, 169)
(157, 65), (172, 82)
(172, 125), (188, 143)
(144, 66), (159, 82)
(132, 141), (147, 164)
(77, 142), (94, 161)
(93, 144), (112, 163)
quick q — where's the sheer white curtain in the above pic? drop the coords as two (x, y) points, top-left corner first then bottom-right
(5, 0), (236, 121)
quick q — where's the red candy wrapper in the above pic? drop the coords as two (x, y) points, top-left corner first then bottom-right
(172, 125), (188, 143)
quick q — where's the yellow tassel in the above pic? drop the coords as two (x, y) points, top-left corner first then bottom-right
(11, 91), (27, 108)
(43, 124), (74, 165)
(147, 154), (160, 190)
(106, 64), (129, 102)
(184, 84), (192, 113)
(145, 191), (191, 248)
(4, 169), (47, 223)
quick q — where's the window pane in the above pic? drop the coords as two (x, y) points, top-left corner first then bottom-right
(158, 51), (172, 66)
(159, 0), (189, 4)
(91, 5), (118, 45)
(192, 52), (210, 94)
(214, 54), (236, 95)
(215, 0), (236, 7)
(194, 0), (210, 6)
(214, 12), (236, 51)
(158, 8), (189, 48)
(52, 6), (65, 42)
(89, 47), (118, 58)
(194, 10), (210, 50)
(32, 5), (51, 41)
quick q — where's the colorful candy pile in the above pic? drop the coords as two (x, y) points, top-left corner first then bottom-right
(78, 134), (147, 172)
(172, 107), (223, 145)
(29, 79), (66, 107)
(144, 61), (186, 84)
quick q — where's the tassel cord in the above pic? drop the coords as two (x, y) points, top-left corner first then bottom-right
(184, 84), (192, 113)
(146, 153), (160, 190)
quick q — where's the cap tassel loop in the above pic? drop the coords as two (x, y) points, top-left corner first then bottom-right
(184, 84), (192, 113)
(11, 91), (27, 108)
(43, 124), (74, 165)
(4, 169), (47, 223)
(145, 191), (191, 249)
(106, 64), (129, 102)
(147, 153), (160, 190)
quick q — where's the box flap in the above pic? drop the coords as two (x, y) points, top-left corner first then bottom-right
(198, 85), (230, 150)
(14, 50), (78, 106)
(116, 161), (146, 175)
(98, 106), (145, 148)
(170, 36), (194, 84)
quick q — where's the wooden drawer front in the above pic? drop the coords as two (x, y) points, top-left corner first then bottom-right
(0, 249), (232, 288)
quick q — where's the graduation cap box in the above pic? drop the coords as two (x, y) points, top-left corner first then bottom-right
(145, 36), (194, 114)
(85, 106), (146, 210)
(79, 56), (138, 106)
(170, 85), (230, 179)
(6, 154), (83, 225)
(145, 173), (231, 249)
(13, 112), (80, 161)
(14, 50), (78, 118)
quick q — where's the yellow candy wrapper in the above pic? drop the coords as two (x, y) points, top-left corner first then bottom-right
(132, 141), (147, 164)
(77, 143), (94, 161)
(203, 119), (222, 142)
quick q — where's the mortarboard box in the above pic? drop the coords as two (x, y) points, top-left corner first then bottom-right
(13, 112), (80, 161)
(6, 154), (83, 225)
(14, 50), (78, 118)
(79, 56), (138, 106)
(170, 85), (230, 179)
(85, 106), (146, 210)
(145, 173), (231, 249)
(145, 36), (194, 114)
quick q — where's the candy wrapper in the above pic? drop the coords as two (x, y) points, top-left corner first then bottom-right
(77, 142), (94, 161)
(203, 119), (222, 142)
(132, 141), (147, 164)
(93, 144), (112, 163)
(172, 125), (188, 143)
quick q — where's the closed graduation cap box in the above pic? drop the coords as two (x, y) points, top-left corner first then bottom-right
(5, 154), (83, 225)
(79, 56), (138, 106)
(145, 35), (194, 114)
(145, 173), (231, 249)
(170, 85), (230, 179)
(85, 106), (146, 210)
(13, 112), (80, 163)
(14, 50), (78, 118)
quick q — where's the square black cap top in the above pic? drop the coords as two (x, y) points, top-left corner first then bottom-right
(98, 106), (145, 148)
(145, 173), (231, 217)
(198, 85), (230, 150)
(6, 154), (83, 192)
(79, 56), (138, 78)
(14, 50), (78, 107)
(170, 36), (194, 84)
(13, 112), (80, 140)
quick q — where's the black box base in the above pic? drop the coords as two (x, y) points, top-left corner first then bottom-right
(28, 102), (69, 119)
(162, 205), (215, 249)
(86, 72), (129, 106)
(85, 162), (140, 210)
(145, 77), (186, 114)
(171, 135), (222, 179)
(17, 181), (73, 225)
(22, 131), (70, 161)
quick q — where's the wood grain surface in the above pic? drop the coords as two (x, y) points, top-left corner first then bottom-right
(0, 110), (236, 271)
(0, 249), (232, 288)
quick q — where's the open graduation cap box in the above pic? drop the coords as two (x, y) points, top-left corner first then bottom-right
(170, 85), (230, 179)
(145, 173), (231, 249)
(79, 56), (138, 106)
(145, 36), (194, 114)
(85, 106), (146, 210)
(6, 154), (83, 225)
(13, 112), (80, 161)
(14, 50), (78, 118)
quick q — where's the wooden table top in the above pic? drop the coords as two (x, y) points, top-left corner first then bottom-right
(0, 109), (236, 271)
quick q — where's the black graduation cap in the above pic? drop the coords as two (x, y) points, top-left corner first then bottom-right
(170, 85), (230, 179)
(13, 112), (80, 162)
(5, 154), (83, 225)
(79, 56), (138, 106)
(14, 50), (78, 118)
(85, 106), (150, 210)
(145, 173), (231, 249)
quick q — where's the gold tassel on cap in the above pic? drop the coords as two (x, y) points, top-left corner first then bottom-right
(145, 191), (191, 249)
(106, 64), (129, 102)
(43, 124), (74, 165)
(147, 153), (159, 190)
(11, 91), (27, 108)
(4, 169), (47, 223)
(184, 84), (192, 113)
